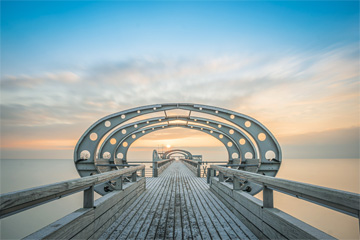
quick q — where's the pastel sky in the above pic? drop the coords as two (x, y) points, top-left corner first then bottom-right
(1, 1), (359, 160)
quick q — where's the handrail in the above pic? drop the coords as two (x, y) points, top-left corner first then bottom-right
(155, 158), (173, 163)
(0, 165), (145, 219)
(210, 165), (360, 218)
(182, 158), (201, 165)
(152, 158), (175, 177)
(181, 159), (201, 177)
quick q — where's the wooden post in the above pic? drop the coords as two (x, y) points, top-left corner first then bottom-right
(219, 172), (224, 182)
(263, 186), (274, 208)
(131, 172), (137, 182)
(233, 177), (242, 190)
(113, 177), (123, 190)
(207, 168), (211, 183)
(141, 168), (145, 177)
(153, 162), (158, 177)
(197, 162), (201, 177)
(83, 186), (94, 208)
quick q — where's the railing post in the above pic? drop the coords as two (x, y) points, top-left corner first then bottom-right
(83, 186), (94, 208)
(263, 186), (274, 208)
(207, 168), (212, 183)
(141, 168), (145, 177)
(197, 162), (201, 177)
(233, 176), (241, 190)
(113, 177), (123, 190)
(153, 161), (158, 177)
(131, 172), (137, 182)
(219, 172), (224, 182)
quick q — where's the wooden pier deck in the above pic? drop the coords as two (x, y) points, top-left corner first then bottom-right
(100, 161), (257, 240)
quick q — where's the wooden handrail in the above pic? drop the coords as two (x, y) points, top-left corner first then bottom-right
(182, 159), (201, 177)
(155, 158), (173, 163)
(0, 165), (145, 218)
(210, 165), (360, 218)
(182, 159), (201, 165)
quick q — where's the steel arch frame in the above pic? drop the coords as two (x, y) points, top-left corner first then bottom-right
(162, 149), (193, 159)
(97, 115), (255, 165)
(74, 103), (282, 196)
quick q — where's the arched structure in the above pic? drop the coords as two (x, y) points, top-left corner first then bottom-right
(97, 116), (256, 164)
(74, 103), (282, 196)
(107, 124), (238, 167)
(163, 149), (193, 159)
(167, 152), (188, 159)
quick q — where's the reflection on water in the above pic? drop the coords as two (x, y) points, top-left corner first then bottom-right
(0, 158), (359, 239)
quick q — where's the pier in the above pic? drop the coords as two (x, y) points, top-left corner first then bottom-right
(1, 103), (359, 239)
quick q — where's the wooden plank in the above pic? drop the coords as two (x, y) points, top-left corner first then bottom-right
(93, 183), (145, 236)
(100, 178), (166, 239)
(210, 184), (265, 239)
(145, 174), (175, 239)
(94, 178), (144, 219)
(185, 166), (238, 239)
(178, 168), (204, 240)
(90, 181), (146, 239)
(129, 175), (173, 239)
(158, 168), (176, 239)
(179, 165), (212, 239)
(177, 170), (194, 240)
(188, 169), (256, 239)
(182, 169), (222, 239)
(118, 173), (173, 239)
(174, 172), (183, 239)
(135, 175), (173, 239)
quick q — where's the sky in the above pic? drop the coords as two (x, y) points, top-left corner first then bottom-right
(1, 1), (359, 160)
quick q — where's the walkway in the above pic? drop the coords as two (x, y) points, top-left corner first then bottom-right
(100, 161), (257, 239)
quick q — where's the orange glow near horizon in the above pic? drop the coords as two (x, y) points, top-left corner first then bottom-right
(1, 139), (76, 150)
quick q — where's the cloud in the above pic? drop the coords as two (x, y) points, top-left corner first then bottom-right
(0, 44), (359, 159)
(1, 71), (80, 89)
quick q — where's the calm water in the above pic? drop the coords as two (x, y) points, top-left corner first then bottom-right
(0, 158), (359, 239)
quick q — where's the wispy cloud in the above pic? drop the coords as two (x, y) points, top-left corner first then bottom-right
(1, 44), (359, 157)
(1, 71), (80, 89)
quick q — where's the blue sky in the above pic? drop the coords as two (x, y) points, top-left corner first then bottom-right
(1, 1), (359, 159)
(2, 1), (358, 74)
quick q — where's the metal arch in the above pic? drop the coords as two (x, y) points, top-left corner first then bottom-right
(175, 104), (282, 171)
(98, 115), (255, 167)
(163, 149), (193, 160)
(75, 104), (281, 171)
(114, 124), (239, 166)
(153, 149), (161, 161)
(74, 103), (282, 196)
(97, 116), (165, 160)
(74, 104), (170, 177)
(178, 116), (257, 161)
(74, 103), (281, 183)
(167, 152), (188, 159)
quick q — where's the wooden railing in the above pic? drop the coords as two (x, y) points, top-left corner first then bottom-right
(209, 165), (360, 218)
(0, 165), (145, 219)
(181, 159), (201, 177)
(152, 158), (175, 177)
(208, 165), (360, 239)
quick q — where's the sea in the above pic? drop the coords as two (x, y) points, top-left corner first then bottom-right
(0, 158), (359, 239)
